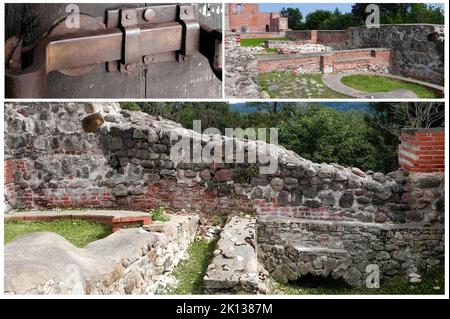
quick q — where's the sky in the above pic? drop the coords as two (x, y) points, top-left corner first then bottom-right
(258, 3), (445, 20)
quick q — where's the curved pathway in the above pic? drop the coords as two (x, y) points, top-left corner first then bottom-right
(322, 71), (444, 98)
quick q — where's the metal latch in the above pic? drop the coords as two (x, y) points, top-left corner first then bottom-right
(5, 4), (222, 98)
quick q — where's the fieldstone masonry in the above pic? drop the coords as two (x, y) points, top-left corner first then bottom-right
(225, 33), (264, 98)
(4, 215), (199, 294)
(4, 103), (445, 291)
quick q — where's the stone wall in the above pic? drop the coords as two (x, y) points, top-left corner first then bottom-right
(257, 216), (444, 286)
(4, 103), (445, 290)
(345, 24), (445, 84)
(4, 103), (444, 225)
(4, 214), (199, 294)
(225, 34), (263, 98)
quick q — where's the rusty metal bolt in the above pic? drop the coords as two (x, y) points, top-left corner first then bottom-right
(125, 64), (135, 71)
(143, 8), (155, 21)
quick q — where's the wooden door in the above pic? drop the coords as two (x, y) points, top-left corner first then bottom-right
(5, 3), (222, 98)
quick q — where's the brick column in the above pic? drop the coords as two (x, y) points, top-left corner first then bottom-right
(320, 53), (334, 74)
(310, 30), (318, 43)
(399, 128), (444, 173)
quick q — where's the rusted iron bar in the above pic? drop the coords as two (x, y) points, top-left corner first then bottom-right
(5, 22), (184, 97)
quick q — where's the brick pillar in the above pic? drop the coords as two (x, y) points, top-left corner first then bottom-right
(310, 30), (318, 43)
(320, 53), (334, 74)
(4, 159), (14, 185)
(399, 128), (444, 173)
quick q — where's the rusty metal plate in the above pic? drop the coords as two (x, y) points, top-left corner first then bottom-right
(47, 14), (106, 76)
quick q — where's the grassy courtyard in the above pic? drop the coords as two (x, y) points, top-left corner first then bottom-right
(259, 71), (348, 98)
(270, 268), (445, 295)
(4, 219), (112, 247)
(341, 74), (438, 98)
(240, 37), (289, 47)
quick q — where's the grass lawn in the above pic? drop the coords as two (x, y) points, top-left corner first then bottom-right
(259, 71), (348, 98)
(270, 268), (444, 295)
(167, 239), (218, 294)
(341, 74), (438, 98)
(240, 37), (289, 47)
(4, 219), (112, 247)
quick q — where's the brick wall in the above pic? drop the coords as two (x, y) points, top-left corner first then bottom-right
(228, 3), (288, 33)
(317, 30), (348, 48)
(286, 30), (312, 41)
(257, 48), (391, 74)
(399, 128), (445, 173)
(229, 3), (272, 32)
(239, 32), (286, 39)
(258, 55), (322, 73)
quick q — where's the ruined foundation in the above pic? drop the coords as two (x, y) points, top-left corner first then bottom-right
(4, 103), (445, 294)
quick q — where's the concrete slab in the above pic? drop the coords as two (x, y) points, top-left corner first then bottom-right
(204, 216), (258, 294)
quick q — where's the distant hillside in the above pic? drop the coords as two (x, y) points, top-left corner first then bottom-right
(230, 102), (369, 113)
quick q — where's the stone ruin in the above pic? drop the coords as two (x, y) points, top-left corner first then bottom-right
(225, 24), (445, 98)
(4, 103), (445, 293)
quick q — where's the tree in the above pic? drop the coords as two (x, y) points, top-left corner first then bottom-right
(370, 102), (444, 137)
(304, 10), (333, 30)
(278, 106), (386, 171)
(280, 7), (303, 30)
(351, 3), (444, 25)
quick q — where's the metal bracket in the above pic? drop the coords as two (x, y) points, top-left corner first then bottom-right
(5, 4), (222, 97)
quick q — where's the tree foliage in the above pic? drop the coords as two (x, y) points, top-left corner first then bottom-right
(351, 3), (444, 25)
(285, 3), (444, 30)
(119, 102), (444, 173)
(280, 7), (303, 30)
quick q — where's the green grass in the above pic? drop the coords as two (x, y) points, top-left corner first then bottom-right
(259, 71), (348, 98)
(240, 37), (289, 47)
(270, 268), (445, 295)
(265, 48), (278, 53)
(149, 206), (170, 222)
(341, 74), (438, 98)
(167, 239), (218, 294)
(4, 219), (112, 247)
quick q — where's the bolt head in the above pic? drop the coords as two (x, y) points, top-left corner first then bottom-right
(143, 8), (155, 21)
(184, 8), (190, 15)
(125, 13), (132, 20)
(125, 64), (134, 71)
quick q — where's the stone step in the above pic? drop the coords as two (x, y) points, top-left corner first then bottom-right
(203, 216), (258, 294)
